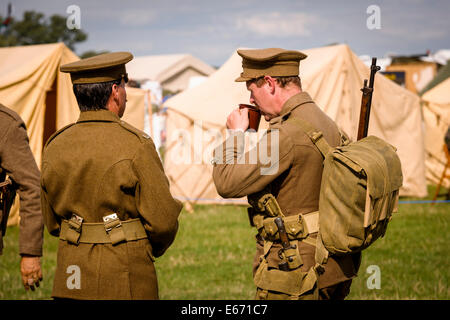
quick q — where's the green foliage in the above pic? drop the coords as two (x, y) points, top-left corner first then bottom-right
(151, 103), (160, 114)
(0, 10), (87, 51)
(162, 89), (177, 98)
(79, 50), (110, 59)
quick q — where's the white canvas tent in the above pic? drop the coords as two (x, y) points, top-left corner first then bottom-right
(421, 77), (450, 187)
(0, 43), (149, 225)
(163, 44), (427, 206)
(127, 54), (216, 93)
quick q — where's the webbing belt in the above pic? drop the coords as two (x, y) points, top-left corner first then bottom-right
(60, 217), (147, 245)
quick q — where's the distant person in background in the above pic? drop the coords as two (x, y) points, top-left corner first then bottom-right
(152, 107), (167, 159)
(0, 103), (44, 291)
(140, 80), (163, 147)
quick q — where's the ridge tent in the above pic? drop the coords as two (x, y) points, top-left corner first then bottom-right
(0, 43), (149, 226)
(163, 44), (427, 207)
(421, 76), (450, 188)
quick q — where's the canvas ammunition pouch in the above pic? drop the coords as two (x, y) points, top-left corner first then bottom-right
(250, 210), (319, 245)
(248, 193), (321, 299)
(248, 117), (403, 299)
(60, 213), (148, 246)
(254, 258), (319, 300)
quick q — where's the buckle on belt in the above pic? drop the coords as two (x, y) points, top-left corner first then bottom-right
(103, 213), (126, 245)
(103, 213), (121, 232)
(66, 213), (83, 245)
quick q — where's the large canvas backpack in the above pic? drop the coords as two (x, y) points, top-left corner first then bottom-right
(289, 117), (403, 263)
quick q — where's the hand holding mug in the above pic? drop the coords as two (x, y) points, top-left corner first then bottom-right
(226, 107), (249, 131)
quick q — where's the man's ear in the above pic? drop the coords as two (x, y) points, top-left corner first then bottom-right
(263, 76), (276, 94)
(111, 83), (119, 99)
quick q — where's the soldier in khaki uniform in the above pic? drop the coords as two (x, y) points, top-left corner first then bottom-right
(0, 103), (44, 291)
(41, 52), (182, 299)
(212, 48), (360, 300)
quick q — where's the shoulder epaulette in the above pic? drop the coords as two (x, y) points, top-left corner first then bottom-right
(0, 104), (23, 124)
(44, 123), (76, 149)
(118, 119), (151, 143)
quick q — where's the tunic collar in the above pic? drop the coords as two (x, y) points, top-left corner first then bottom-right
(77, 110), (120, 123)
(269, 91), (314, 125)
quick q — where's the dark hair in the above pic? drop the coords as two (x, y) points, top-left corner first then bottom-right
(73, 79), (122, 111)
(249, 76), (302, 89)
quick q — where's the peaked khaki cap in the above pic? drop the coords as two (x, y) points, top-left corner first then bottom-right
(60, 51), (133, 84)
(235, 48), (307, 82)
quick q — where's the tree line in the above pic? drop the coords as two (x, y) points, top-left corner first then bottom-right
(0, 9), (104, 58)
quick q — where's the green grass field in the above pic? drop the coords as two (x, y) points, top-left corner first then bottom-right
(0, 187), (448, 300)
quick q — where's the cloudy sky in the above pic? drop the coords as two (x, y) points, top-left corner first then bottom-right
(3, 0), (449, 67)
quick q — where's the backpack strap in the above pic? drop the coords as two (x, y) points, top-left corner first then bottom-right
(314, 234), (329, 275)
(288, 117), (332, 158)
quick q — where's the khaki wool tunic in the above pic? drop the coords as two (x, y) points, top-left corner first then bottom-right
(41, 110), (182, 299)
(0, 104), (43, 256)
(212, 92), (360, 289)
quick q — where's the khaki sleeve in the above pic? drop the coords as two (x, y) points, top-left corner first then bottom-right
(132, 139), (182, 257)
(1, 120), (43, 256)
(212, 128), (294, 198)
(40, 161), (61, 237)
